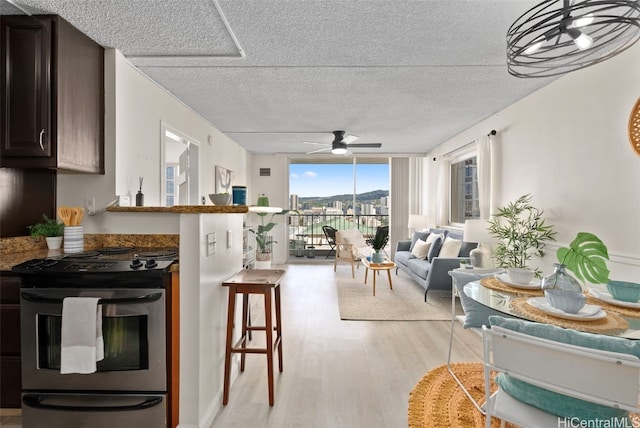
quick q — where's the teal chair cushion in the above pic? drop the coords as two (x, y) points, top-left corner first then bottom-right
(489, 316), (637, 422)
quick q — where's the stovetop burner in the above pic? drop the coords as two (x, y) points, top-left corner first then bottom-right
(64, 250), (101, 258)
(136, 249), (178, 259)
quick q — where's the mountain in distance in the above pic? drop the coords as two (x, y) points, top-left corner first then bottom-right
(298, 190), (389, 207)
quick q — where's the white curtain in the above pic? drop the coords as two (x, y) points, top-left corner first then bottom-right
(476, 134), (493, 218)
(435, 157), (449, 226)
(390, 157), (409, 257)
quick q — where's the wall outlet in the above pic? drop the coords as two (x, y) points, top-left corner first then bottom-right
(207, 232), (216, 256)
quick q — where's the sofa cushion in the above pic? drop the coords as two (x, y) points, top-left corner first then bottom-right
(427, 236), (444, 261)
(394, 250), (414, 267)
(439, 237), (462, 258)
(410, 239), (431, 259)
(458, 241), (477, 257)
(408, 258), (431, 280)
(489, 316), (636, 422)
(410, 231), (430, 251)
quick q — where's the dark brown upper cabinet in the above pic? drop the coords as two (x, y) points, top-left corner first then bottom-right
(0, 15), (104, 173)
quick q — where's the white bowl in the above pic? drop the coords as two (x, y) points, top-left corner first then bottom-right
(507, 268), (535, 284)
(209, 193), (232, 206)
(544, 289), (586, 314)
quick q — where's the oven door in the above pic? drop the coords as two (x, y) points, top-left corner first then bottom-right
(21, 288), (166, 392)
(22, 392), (166, 428)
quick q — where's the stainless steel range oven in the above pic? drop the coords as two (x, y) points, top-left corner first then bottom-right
(13, 257), (174, 428)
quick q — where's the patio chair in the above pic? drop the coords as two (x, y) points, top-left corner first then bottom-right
(322, 226), (337, 259)
(482, 323), (640, 428)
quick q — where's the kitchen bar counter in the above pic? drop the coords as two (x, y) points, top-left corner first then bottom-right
(107, 205), (249, 214)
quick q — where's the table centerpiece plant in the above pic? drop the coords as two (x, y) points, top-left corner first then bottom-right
(487, 194), (556, 276)
(370, 229), (389, 263)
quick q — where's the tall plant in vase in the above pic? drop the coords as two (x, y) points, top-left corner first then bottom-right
(488, 194), (556, 276)
(249, 194), (297, 268)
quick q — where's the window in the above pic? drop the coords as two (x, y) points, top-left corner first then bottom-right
(450, 154), (479, 224)
(161, 123), (200, 206)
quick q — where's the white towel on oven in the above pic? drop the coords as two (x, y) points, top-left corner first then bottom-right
(60, 297), (104, 374)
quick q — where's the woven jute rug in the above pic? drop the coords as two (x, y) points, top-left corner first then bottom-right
(408, 362), (517, 428)
(335, 268), (462, 321)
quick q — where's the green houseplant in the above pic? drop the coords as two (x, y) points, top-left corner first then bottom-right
(488, 194), (556, 275)
(555, 232), (610, 285)
(28, 214), (64, 249)
(249, 194), (297, 267)
(370, 228), (389, 263)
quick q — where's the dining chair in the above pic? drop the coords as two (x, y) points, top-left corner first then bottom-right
(482, 324), (640, 428)
(322, 226), (337, 259)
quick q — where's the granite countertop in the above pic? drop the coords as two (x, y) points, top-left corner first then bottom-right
(107, 205), (248, 214)
(1, 234), (179, 272)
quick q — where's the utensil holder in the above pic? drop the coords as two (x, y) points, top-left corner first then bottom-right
(63, 226), (84, 253)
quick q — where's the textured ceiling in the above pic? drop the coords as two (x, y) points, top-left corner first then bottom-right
(4, 0), (556, 155)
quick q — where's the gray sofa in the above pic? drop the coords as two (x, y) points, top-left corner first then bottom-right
(394, 228), (477, 301)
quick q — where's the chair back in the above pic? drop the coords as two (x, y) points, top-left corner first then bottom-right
(322, 226), (337, 245)
(482, 325), (640, 413)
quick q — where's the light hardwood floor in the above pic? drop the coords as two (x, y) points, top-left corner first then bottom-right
(0, 262), (484, 428)
(211, 263), (483, 428)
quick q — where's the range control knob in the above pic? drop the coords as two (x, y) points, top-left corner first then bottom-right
(145, 259), (158, 269)
(130, 259), (144, 269)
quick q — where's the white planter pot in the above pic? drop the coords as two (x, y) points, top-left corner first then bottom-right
(45, 236), (63, 250)
(254, 260), (271, 269)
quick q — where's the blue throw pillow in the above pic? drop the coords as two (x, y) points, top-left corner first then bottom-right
(427, 236), (443, 261)
(449, 270), (505, 328)
(489, 316), (638, 422)
(409, 231), (430, 252)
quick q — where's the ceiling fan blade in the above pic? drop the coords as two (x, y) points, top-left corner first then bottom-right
(345, 143), (382, 148)
(306, 147), (332, 154)
(342, 134), (359, 144)
(301, 141), (329, 146)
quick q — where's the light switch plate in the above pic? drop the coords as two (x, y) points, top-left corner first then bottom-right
(207, 232), (216, 256)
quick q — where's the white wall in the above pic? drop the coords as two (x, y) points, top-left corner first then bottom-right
(57, 49), (249, 233)
(425, 43), (640, 282)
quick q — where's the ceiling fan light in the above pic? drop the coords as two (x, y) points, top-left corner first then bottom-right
(332, 147), (348, 155)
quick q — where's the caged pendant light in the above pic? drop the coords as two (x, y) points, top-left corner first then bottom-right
(507, 0), (640, 78)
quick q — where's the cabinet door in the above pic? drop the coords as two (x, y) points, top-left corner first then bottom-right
(1, 16), (52, 159)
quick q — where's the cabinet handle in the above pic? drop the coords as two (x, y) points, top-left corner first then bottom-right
(39, 129), (46, 151)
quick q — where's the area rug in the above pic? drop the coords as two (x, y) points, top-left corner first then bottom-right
(335, 268), (461, 321)
(408, 362), (516, 428)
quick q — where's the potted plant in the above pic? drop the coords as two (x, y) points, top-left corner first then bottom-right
(488, 194), (556, 276)
(28, 215), (64, 249)
(370, 228), (389, 263)
(249, 194), (297, 268)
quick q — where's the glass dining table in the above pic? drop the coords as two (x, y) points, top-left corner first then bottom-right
(464, 279), (640, 339)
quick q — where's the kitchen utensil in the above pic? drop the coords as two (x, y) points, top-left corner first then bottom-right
(57, 206), (72, 226)
(72, 207), (85, 226)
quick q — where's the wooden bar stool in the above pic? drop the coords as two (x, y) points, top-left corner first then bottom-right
(222, 269), (285, 406)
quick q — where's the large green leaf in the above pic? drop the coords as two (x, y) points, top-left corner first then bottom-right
(557, 232), (610, 284)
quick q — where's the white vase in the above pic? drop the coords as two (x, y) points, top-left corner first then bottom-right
(45, 236), (63, 250)
(254, 260), (271, 269)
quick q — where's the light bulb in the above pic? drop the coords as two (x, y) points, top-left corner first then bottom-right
(570, 14), (594, 29)
(332, 147), (347, 155)
(574, 33), (593, 50)
(524, 39), (545, 55)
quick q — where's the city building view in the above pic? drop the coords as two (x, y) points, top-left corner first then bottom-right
(287, 161), (389, 258)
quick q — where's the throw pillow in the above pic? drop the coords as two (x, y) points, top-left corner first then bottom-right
(489, 316), (637, 422)
(410, 239), (431, 259)
(427, 236), (444, 261)
(438, 237), (462, 258)
(409, 231), (430, 252)
(449, 270), (505, 328)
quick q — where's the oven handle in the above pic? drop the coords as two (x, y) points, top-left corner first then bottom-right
(21, 291), (163, 305)
(22, 394), (163, 412)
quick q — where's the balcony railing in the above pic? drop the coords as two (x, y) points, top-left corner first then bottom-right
(288, 213), (389, 256)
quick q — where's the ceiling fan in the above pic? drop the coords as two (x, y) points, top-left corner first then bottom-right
(302, 131), (382, 155)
